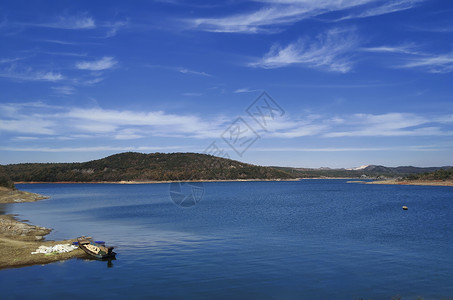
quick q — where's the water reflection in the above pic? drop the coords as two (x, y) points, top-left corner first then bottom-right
(76, 256), (116, 268)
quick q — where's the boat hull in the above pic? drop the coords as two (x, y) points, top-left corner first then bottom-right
(77, 236), (116, 259)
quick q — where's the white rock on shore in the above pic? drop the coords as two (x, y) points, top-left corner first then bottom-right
(31, 244), (78, 255)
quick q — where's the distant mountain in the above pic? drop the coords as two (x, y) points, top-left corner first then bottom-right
(275, 164), (453, 178)
(2, 152), (295, 182)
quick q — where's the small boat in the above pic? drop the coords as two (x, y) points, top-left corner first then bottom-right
(77, 236), (116, 259)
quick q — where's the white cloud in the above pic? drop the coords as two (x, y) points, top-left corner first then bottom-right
(336, 0), (423, 21)
(249, 27), (358, 72)
(179, 68), (212, 77)
(402, 52), (453, 73)
(0, 57), (25, 64)
(323, 113), (453, 137)
(51, 86), (76, 95)
(364, 45), (453, 73)
(182, 92), (203, 96)
(2, 102), (452, 145)
(105, 20), (128, 37)
(361, 45), (419, 55)
(0, 146), (186, 153)
(0, 118), (56, 135)
(188, 0), (423, 33)
(76, 56), (117, 71)
(0, 65), (64, 82)
(251, 145), (442, 152)
(233, 88), (260, 93)
(29, 13), (96, 29)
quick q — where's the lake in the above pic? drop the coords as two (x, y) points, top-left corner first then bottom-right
(1, 180), (452, 299)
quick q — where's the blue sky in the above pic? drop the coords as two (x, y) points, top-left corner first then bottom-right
(0, 0), (452, 168)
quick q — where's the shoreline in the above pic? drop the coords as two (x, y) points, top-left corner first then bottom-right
(349, 180), (453, 187)
(0, 188), (87, 270)
(14, 178), (303, 185)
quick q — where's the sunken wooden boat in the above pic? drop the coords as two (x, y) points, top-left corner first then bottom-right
(77, 236), (116, 259)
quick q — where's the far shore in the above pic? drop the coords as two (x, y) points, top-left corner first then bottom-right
(348, 179), (453, 187)
(0, 187), (87, 270)
(14, 178), (303, 185)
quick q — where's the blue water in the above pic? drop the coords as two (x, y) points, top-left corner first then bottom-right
(1, 180), (452, 299)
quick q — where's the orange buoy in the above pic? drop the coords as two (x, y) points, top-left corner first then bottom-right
(402, 206), (408, 210)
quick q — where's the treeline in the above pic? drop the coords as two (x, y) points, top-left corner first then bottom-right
(1, 152), (295, 182)
(405, 168), (453, 181)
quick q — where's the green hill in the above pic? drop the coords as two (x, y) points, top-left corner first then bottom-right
(1, 152), (295, 182)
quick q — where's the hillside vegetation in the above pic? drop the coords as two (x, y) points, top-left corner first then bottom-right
(2, 152), (295, 182)
(405, 167), (453, 181)
(0, 166), (15, 189)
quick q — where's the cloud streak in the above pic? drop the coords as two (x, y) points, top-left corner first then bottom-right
(250, 27), (358, 72)
(365, 45), (453, 73)
(76, 56), (118, 71)
(0, 65), (64, 82)
(1, 103), (452, 147)
(23, 13), (96, 29)
(188, 0), (423, 33)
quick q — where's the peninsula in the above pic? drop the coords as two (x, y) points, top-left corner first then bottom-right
(0, 184), (86, 270)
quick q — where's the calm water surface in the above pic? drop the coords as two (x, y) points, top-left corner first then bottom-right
(1, 180), (452, 299)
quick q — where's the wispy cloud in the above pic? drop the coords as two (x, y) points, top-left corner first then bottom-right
(0, 102), (227, 140)
(26, 13), (96, 29)
(0, 57), (26, 64)
(75, 56), (117, 71)
(233, 88), (260, 93)
(361, 45), (419, 55)
(104, 20), (128, 37)
(336, 0), (423, 21)
(188, 0), (423, 33)
(182, 92), (203, 96)
(250, 112), (453, 138)
(364, 45), (453, 73)
(51, 86), (76, 95)
(179, 68), (212, 77)
(2, 102), (452, 145)
(0, 65), (64, 82)
(0, 146), (187, 153)
(402, 52), (453, 73)
(251, 145), (443, 152)
(249, 27), (358, 72)
(324, 113), (453, 137)
(39, 39), (79, 45)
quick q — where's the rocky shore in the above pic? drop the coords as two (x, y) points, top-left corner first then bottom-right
(0, 186), (50, 203)
(0, 187), (86, 270)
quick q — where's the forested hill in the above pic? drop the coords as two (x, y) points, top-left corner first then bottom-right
(1, 152), (295, 182)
